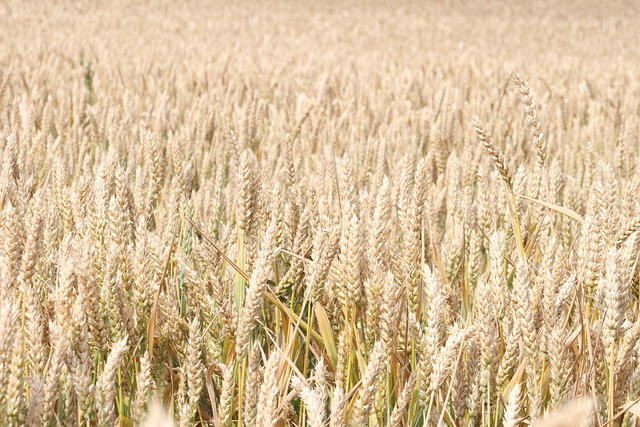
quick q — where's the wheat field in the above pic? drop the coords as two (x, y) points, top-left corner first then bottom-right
(1, 0), (640, 426)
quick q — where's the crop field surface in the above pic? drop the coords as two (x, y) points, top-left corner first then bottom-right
(1, 0), (640, 426)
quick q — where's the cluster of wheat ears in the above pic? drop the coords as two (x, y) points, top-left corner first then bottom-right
(2, 0), (640, 426)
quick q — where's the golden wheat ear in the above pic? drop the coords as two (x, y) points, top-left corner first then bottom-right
(472, 114), (513, 190)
